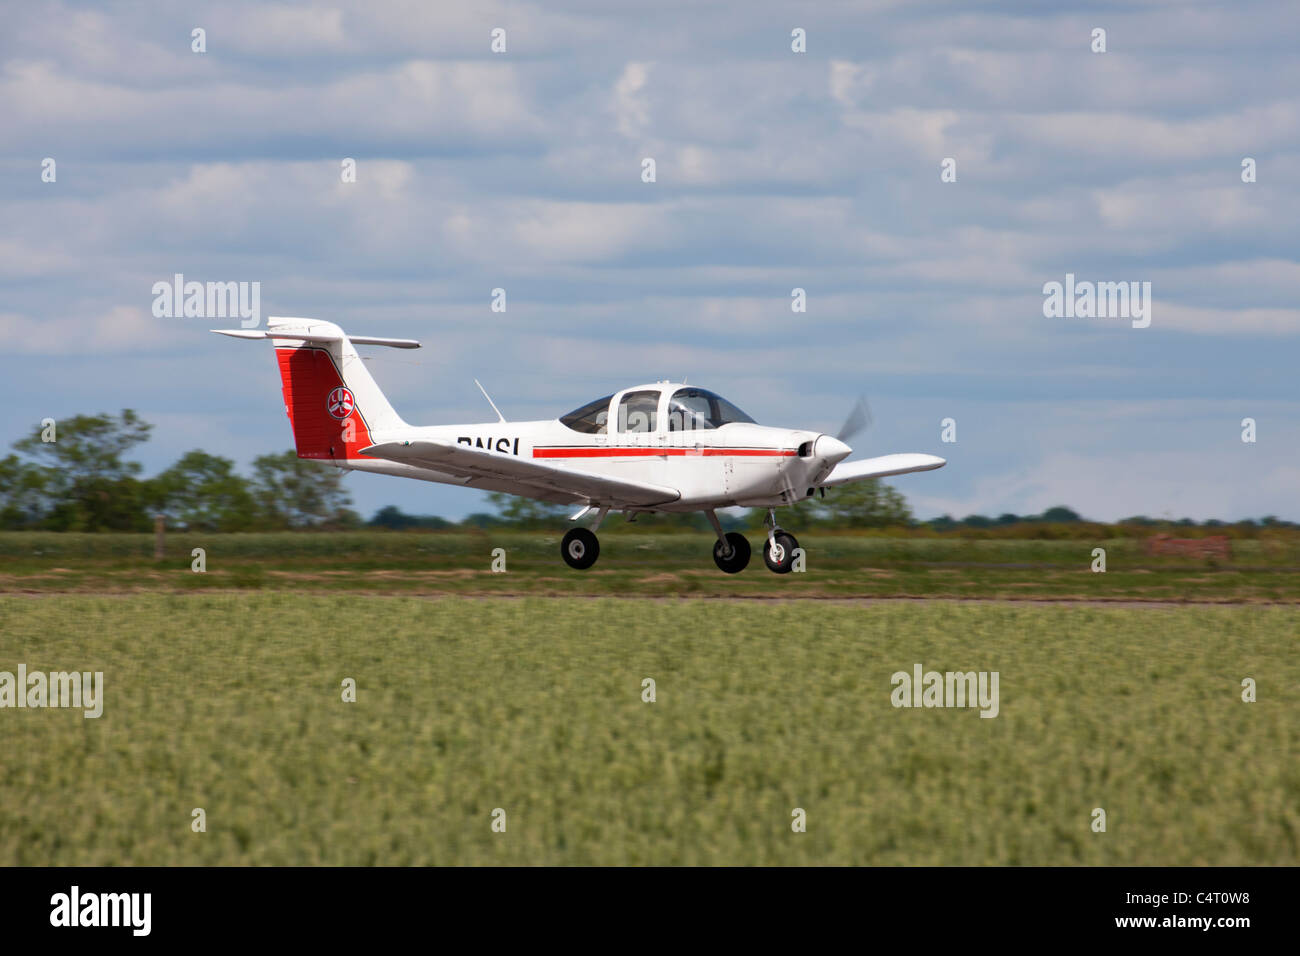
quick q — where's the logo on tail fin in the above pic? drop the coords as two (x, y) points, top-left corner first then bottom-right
(327, 386), (355, 419)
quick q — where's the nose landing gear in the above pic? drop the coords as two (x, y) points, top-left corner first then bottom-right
(763, 531), (799, 573)
(762, 508), (799, 574)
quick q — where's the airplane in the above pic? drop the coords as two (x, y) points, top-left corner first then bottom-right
(214, 317), (946, 573)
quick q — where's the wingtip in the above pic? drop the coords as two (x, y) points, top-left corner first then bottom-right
(210, 328), (268, 339)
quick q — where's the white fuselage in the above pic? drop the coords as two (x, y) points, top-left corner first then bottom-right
(342, 383), (837, 511)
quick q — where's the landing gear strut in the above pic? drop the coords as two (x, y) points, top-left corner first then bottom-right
(762, 507), (799, 574)
(705, 509), (750, 573)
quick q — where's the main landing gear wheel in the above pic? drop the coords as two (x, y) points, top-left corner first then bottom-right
(561, 528), (600, 570)
(763, 531), (799, 574)
(712, 532), (751, 574)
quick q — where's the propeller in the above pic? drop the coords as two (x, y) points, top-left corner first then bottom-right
(836, 395), (873, 445)
(809, 395), (871, 469)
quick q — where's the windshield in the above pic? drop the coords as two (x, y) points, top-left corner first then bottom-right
(666, 387), (756, 431)
(560, 394), (613, 434)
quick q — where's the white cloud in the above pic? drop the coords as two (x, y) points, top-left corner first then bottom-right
(613, 61), (651, 139)
(1, 0), (1297, 521)
(0, 306), (191, 355)
(1148, 302), (1300, 335)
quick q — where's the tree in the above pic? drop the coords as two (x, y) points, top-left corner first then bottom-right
(1038, 506), (1082, 523)
(486, 492), (566, 527)
(370, 505), (415, 529)
(153, 450), (257, 531)
(0, 454), (49, 529)
(369, 506), (452, 530)
(11, 410), (153, 531)
(808, 479), (914, 528)
(249, 451), (357, 528)
(461, 512), (505, 528)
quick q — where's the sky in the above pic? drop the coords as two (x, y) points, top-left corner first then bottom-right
(2, 0), (1297, 523)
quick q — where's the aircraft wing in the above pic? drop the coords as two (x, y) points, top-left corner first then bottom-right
(820, 453), (946, 488)
(360, 440), (681, 508)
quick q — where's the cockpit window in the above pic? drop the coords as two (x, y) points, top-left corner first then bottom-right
(667, 387), (756, 431)
(617, 390), (659, 433)
(560, 394), (613, 434)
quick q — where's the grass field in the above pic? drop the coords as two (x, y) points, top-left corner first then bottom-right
(1, 594), (1295, 865)
(3, 530), (1299, 601)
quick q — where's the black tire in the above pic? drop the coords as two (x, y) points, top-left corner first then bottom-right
(561, 528), (600, 570)
(763, 531), (799, 574)
(712, 532), (751, 573)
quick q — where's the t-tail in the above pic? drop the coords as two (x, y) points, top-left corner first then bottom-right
(211, 317), (419, 462)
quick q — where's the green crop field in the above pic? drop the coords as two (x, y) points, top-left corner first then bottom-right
(1, 594), (1295, 865)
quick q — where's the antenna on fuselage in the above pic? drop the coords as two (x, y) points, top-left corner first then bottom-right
(474, 379), (507, 423)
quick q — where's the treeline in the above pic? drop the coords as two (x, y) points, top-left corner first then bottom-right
(924, 507), (1297, 534)
(0, 411), (357, 532)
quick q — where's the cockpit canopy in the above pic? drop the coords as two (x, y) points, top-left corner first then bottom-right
(560, 387), (756, 434)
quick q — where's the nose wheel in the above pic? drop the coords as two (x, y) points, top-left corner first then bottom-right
(561, 527), (600, 569)
(763, 531), (799, 574)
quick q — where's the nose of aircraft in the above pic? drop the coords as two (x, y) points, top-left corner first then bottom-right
(813, 434), (852, 465)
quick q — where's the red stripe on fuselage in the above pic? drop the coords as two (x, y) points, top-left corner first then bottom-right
(533, 447), (796, 458)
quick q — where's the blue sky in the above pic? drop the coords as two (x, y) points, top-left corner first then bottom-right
(2, 0), (1297, 522)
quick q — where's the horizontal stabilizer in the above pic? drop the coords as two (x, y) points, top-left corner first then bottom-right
(361, 439), (680, 508)
(821, 453), (946, 488)
(210, 328), (421, 349)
